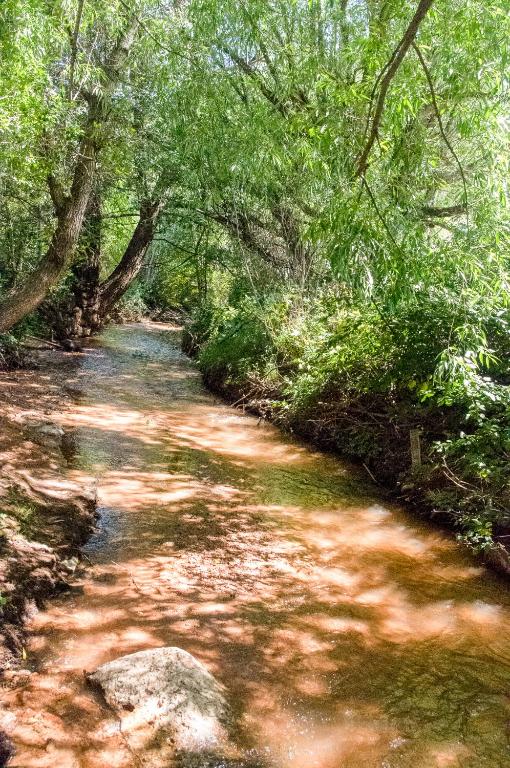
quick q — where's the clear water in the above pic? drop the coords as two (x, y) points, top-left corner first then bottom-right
(2, 323), (510, 768)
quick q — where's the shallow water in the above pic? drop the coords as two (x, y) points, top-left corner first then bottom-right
(2, 322), (510, 767)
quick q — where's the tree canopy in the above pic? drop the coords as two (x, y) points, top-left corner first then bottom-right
(1, 0), (510, 547)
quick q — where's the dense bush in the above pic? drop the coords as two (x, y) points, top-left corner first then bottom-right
(188, 283), (510, 554)
(0, 334), (26, 370)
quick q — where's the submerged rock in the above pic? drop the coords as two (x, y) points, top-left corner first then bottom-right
(89, 647), (232, 766)
(60, 338), (83, 353)
(24, 420), (64, 449)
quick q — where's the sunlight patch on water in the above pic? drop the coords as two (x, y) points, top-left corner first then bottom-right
(4, 324), (510, 768)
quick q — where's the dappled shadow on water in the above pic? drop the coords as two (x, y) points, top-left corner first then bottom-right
(3, 324), (510, 768)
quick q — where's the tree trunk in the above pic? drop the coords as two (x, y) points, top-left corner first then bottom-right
(73, 191), (102, 335)
(0, 20), (138, 334)
(0, 132), (96, 333)
(48, 191), (102, 339)
(49, 197), (164, 338)
(97, 198), (164, 323)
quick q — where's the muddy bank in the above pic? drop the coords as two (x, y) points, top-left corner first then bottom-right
(0, 349), (96, 670)
(197, 366), (510, 579)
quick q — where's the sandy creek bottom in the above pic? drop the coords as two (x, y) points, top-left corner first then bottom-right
(2, 322), (510, 768)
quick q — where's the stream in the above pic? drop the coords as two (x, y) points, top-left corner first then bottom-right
(2, 322), (510, 767)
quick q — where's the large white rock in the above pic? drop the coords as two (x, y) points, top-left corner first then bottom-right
(89, 647), (231, 767)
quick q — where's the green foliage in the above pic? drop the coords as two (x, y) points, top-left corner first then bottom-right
(0, 333), (26, 369)
(197, 297), (277, 383)
(113, 284), (150, 322)
(4, 489), (37, 538)
(188, 279), (510, 552)
(1, 0), (510, 554)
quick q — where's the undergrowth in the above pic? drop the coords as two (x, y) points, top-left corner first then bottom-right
(187, 286), (510, 557)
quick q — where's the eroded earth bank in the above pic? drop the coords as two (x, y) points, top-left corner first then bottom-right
(1, 323), (510, 767)
(0, 345), (96, 674)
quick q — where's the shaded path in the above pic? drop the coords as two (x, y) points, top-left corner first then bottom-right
(2, 323), (510, 767)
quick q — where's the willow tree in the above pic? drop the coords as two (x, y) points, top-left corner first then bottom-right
(0, 2), (148, 332)
(150, 0), (510, 320)
(27, 0), (190, 339)
(142, 0), (510, 543)
(1, 0), (509, 345)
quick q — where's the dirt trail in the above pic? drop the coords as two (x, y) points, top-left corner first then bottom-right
(2, 322), (510, 767)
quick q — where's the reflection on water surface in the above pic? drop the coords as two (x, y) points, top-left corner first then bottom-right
(2, 323), (510, 767)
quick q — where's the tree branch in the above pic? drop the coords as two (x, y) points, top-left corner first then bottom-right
(67, 0), (85, 100)
(47, 174), (67, 216)
(221, 47), (288, 116)
(412, 42), (469, 226)
(117, 0), (194, 64)
(421, 204), (467, 218)
(355, 0), (435, 177)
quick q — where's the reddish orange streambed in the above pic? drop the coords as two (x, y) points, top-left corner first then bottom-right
(2, 323), (510, 767)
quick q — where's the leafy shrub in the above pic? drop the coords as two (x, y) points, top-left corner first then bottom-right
(0, 333), (26, 369)
(188, 282), (510, 554)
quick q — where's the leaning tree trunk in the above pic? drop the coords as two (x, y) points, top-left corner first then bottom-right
(0, 129), (96, 333)
(48, 191), (103, 340)
(51, 197), (164, 339)
(96, 198), (164, 324)
(0, 20), (138, 334)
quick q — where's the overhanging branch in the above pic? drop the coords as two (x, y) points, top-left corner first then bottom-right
(412, 42), (469, 226)
(355, 0), (435, 177)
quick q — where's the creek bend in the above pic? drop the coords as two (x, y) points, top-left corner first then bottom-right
(3, 322), (510, 767)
